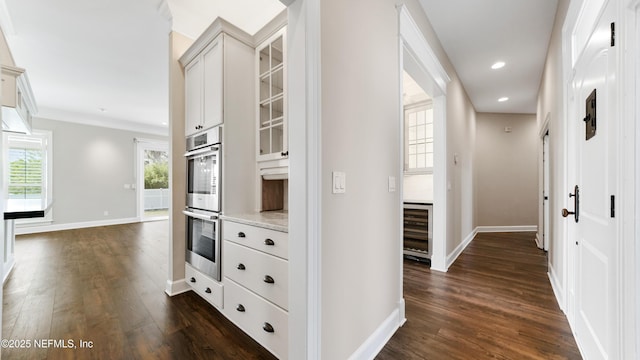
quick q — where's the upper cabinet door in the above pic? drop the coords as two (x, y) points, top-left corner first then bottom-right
(202, 37), (224, 130)
(257, 28), (287, 163)
(185, 59), (203, 136)
(184, 35), (224, 137)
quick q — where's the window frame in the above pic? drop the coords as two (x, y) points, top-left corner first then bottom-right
(4, 130), (53, 225)
(404, 100), (434, 175)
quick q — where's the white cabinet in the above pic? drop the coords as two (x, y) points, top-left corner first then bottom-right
(185, 263), (224, 309)
(222, 220), (289, 359)
(1, 65), (37, 134)
(256, 28), (288, 175)
(184, 36), (223, 136)
(225, 278), (288, 358)
(181, 18), (255, 138)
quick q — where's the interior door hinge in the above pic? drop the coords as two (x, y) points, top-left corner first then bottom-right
(611, 22), (616, 47)
(611, 195), (615, 218)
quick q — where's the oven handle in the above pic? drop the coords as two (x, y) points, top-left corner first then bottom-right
(183, 209), (218, 221)
(184, 145), (220, 158)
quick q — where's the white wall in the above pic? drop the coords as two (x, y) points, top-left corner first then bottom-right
(25, 117), (167, 228)
(475, 113), (538, 227)
(319, 1), (400, 357)
(403, 174), (433, 202)
(536, 0), (570, 305)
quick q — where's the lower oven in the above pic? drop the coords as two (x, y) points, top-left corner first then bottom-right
(183, 208), (221, 281)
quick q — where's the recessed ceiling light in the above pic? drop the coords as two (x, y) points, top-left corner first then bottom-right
(161, 122), (168, 126)
(498, 97), (509, 102)
(98, 108), (107, 112)
(491, 61), (506, 70)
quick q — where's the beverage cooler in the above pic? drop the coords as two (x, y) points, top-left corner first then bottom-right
(403, 202), (432, 260)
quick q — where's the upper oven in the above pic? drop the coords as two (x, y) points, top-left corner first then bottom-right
(185, 127), (221, 212)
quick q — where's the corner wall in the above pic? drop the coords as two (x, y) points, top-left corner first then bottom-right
(317, 0), (477, 357)
(167, 31), (192, 290)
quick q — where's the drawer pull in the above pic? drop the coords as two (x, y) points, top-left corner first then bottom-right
(236, 304), (245, 312)
(264, 238), (275, 246)
(190, 277), (196, 283)
(237, 263), (246, 270)
(238, 232), (246, 238)
(263, 322), (275, 333)
(205, 287), (212, 294)
(263, 275), (275, 284)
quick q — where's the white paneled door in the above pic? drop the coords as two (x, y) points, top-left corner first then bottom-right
(567, 1), (619, 358)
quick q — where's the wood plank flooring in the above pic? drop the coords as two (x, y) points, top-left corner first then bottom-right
(3, 221), (276, 360)
(4, 224), (580, 359)
(377, 232), (582, 360)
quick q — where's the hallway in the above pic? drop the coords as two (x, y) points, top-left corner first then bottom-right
(378, 232), (581, 359)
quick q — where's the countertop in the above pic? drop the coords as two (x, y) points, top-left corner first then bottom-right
(222, 211), (288, 233)
(4, 199), (52, 220)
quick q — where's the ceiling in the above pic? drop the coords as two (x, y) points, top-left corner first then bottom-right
(0, 0), (557, 135)
(420, 0), (559, 114)
(0, 0), (284, 135)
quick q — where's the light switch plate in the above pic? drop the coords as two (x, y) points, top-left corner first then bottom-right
(332, 171), (346, 194)
(388, 176), (396, 192)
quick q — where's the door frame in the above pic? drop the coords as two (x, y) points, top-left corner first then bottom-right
(135, 138), (169, 221)
(398, 4), (450, 273)
(538, 114), (550, 251)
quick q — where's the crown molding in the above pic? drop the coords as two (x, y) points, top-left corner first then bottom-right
(35, 108), (168, 137)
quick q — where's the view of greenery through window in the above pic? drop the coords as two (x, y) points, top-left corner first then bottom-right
(144, 150), (168, 189)
(8, 148), (43, 198)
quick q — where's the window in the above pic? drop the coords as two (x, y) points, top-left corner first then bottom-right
(4, 130), (53, 224)
(405, 101), (433, 173)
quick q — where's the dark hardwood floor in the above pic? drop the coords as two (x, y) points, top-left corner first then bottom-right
(3, 221), (276, 360)
(3, 224), (580, 359)
(378, 232), (582, 360)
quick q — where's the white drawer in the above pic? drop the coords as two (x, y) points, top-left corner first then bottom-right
(224, 221), (288, 259)
(185, 263), (224, 309)
(224, 241), (288, 310)
(224, 278), (288, 359)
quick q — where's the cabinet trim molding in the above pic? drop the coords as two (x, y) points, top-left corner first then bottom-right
(179, 17), (253, 66)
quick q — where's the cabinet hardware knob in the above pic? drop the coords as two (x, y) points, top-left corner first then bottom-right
(264, 238), (275, 246)
(205, 287), (212, 294)
(237, 304), (245, 312)
(263, 275), (275, 284)
(190, 277), (196, 283)
(238, 232), (246, 238)
(237, 263), (246, 270)
(263, 322), (275, 333)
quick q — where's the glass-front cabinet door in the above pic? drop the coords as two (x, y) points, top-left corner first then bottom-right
(257, 28), (287, 162)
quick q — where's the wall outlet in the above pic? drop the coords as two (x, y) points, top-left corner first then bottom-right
(103, 211), (109, 216)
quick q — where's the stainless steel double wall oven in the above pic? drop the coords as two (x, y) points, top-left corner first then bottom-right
(184, 127), (222, 281)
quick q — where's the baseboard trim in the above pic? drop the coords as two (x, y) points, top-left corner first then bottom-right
(535, 233), (543, 249)
(165, 279), (190, 297)
(348, 305), (403, 360)
(476, 225), (538, 233)
(548, 265), (565, 313)
(15, 217), (141, 235)
(445, 228), (478, 269)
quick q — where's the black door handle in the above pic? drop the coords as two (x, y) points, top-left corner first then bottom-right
(263, 275), (275, 284)
(562, 185), (579, 223)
